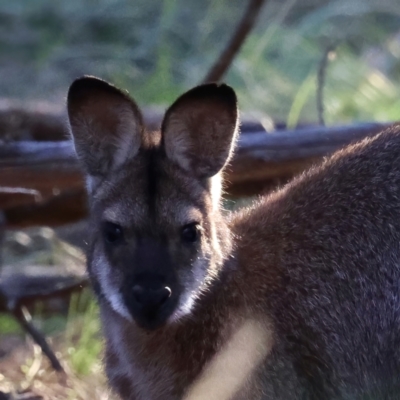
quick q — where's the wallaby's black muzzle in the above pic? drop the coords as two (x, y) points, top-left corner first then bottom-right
(122, 237), (181, 330)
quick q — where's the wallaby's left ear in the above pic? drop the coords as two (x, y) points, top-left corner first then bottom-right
(67, 76), (144, 181)
(161, 83), (239, 179)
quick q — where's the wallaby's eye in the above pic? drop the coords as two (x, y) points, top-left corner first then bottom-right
(181, 223), (200, 244)
(103, 222), (124, 245)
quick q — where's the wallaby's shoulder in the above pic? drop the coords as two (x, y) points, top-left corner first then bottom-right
(230, 123), (400, 279)
(225, 124), (400, 399)
(232, 123), (400, 228)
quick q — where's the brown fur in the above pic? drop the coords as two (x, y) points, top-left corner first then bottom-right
(68, 76), (400, 399)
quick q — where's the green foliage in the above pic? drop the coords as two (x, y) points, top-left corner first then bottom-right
(0, 314), (21, 335)
(0, 290), (102, 377)
(65, 294), (102, 376)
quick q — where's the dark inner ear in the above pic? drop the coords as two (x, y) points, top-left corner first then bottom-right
(161, 83), (239, 179)
(67, 76), (144, 178)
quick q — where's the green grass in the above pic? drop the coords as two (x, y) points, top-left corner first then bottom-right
(0, 290), (107, 399)
(64, 293), (102, 376)
(0, 314), (21, 335)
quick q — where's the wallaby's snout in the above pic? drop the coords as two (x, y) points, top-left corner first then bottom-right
(121, 237), (181, 330)
(125, 280), (176, 330)
(132, 285), (171, 310)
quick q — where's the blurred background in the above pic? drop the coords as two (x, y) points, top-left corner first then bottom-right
(2, 0), (400, 123)
(1, 0), (400, 399)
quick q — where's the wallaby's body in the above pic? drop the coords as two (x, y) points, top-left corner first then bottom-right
(68, 77), (400, 399)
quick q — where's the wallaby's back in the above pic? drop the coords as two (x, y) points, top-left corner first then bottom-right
(231, 125), (400, 398)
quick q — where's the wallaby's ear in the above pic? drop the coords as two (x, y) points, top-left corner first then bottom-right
(161, 83), (239, 178)
(67, 76), (143, 181)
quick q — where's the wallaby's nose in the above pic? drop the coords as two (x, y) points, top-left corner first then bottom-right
(132, 285), (172, 310)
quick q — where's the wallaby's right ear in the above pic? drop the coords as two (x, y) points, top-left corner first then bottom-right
(162, 83), (239, 179)
(67, 76), (143, 181)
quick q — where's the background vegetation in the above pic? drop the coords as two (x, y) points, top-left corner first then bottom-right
(1, 0), (400, 398)
(2, 0), (400, 123)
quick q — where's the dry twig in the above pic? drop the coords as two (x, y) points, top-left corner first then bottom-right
(12, 306), (64, 373)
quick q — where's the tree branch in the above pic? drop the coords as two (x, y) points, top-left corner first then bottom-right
(12, 306), (64, 373)
(202, 0), (267, 84)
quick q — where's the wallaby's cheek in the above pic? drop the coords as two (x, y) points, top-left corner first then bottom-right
(168, 256), (209, 323)
(91, 249), (132, 321)
(168, 236), (216, 323)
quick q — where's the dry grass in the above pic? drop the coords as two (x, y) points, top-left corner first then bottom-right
(0, 335), (114, 400)
(0, 291), (115, 400)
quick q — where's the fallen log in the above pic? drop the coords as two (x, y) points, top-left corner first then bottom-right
(0, 122), (393, 228)
(0, 188), (42, 209)
(0, 99), (67, 142)
(4, 190), (87, 229)
(0, 265), (88, 313)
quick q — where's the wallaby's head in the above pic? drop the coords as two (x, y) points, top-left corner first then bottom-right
(67, 77), (239, 330)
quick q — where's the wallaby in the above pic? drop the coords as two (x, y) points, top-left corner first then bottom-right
(68, 76), (400, 400)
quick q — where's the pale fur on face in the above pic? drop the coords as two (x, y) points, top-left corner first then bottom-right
(169, 193), (228, 323)
(94, 251), (132, 321)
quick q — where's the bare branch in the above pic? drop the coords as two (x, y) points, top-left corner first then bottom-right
(202, 0), (267, 84)
(12, 306), (64, 373)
